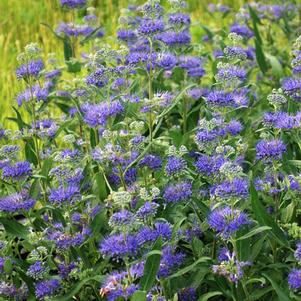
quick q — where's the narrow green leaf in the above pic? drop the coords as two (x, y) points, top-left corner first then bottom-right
(0, 218), (29, 239)
(266, 53), (283, 78)
(167, 257), (210, 280)
(131, 291), (147, 301)
(198, 291), (223, 301)
(250, 184), (288, 247)
(263, 273), (291, 301)
(255, 39), (268, 74)
(236, 226), (271, 241)
(51, 275), (105, 301)
(140, 237), (162, 291)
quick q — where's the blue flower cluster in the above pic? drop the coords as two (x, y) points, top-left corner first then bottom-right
(1, 0), (301, 300)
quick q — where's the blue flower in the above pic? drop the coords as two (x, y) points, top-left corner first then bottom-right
(2, 161), (32, 181)
(165, 156), (187, 176)
(138, 18), (164, 36)
(256, 139), (286, 161)
(60, 0), (86, 8)
(16, 59), (44, 80)
(208, 206), (250, 238)
(0, 192), (35, 212)
(282, 77), (301, 102)
(163, 182), (192, 203)
(195, 154), (226, 176)
(49, 185), (80, 204)
(35, 279), (60, 299)
(288, 269), (301, 290)
(139, 154), (162, 170)
(100, 233), (139, 258)
(210, 178), (249, 200)
(156, 52), (177, 70)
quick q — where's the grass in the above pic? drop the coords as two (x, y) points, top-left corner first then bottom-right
(0, 0), (246, 127)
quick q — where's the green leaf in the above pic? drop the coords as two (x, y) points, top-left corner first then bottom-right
(289, 160), (301, 168)
(250, 184), (288, 247)
(0, 218), (29, 239)
(140, 237), (162, 291)
(63, 36), (73, 62)
(236, 226), (271, 241)
(131, 291), (147, 301)
(250, 234), (267, 261)
(255, 39), (268, 74)
(167, 257), (211, 280)
(248, 5), (262, 44)
(25, 139), (38, 166)
(266, 53), (283, 78)
(51, 275), (105, 301)
(263, 273), (291, 301)
(198, 291), (223, 301)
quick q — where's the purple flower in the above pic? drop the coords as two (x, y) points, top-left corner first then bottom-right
(210, 178), (249, 199)
(158, 246), (185, 277)
(117, 29), (137, 42)
(16, 84), (49, 106)
(213, 249), (251, 283)
(139, 154), (162, 170)
(48, 230), (85, 249)
(208, 206), (250, 238)
(282, 77), (301, 102)
(230, 23), (253, 38)
(295, 243), (301, 262)
(82, 101), (124, 127)
(168, 13), (191, 25)
(165, 156), (187, 176)
(35, 279), (60, 299)
(163, 182), (192, 203)
(256, 139), (286, 161)
(16, 59), (44, 80)
(109, 210), (134, 228)
(206, 89), (249, 108)
(263, 111), (300, 129)
(156, 53), (177, 70)
(156, 30), (191, 47)
(27, 261), (47, 279)
(0, 192), (35, 212)
(195, 154), (226, 176)
(49, 185), (80, 204)
(138, 18), (164, 35)
(60, 0), (86, 8)
(2, 161), (32, 181)
(86, 67), (107, 87)
(100, 233), (139, 258)
(137, 222), (172, 245)
(288, 269), (301, 290)
(178, 287), (197, 301)
(136, 202), (159, 220)
(216, 64), (247, 83)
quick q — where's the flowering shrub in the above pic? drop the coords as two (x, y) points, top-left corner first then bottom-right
(1, 0), (301, 300)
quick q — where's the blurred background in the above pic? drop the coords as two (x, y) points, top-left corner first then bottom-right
(0, 0), (247, 124)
